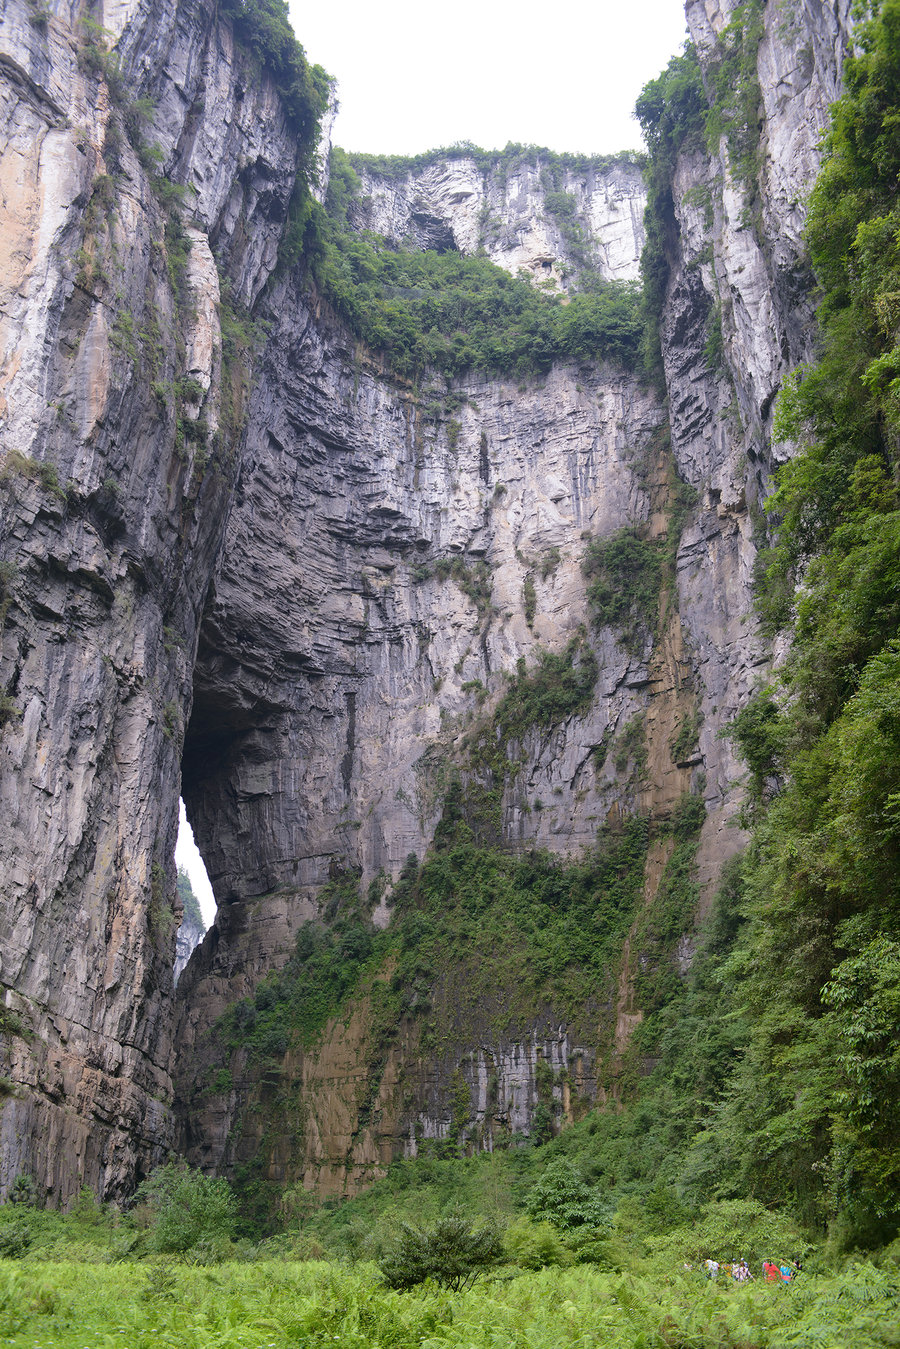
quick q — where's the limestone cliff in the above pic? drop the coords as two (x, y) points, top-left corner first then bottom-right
(0, 0), (855, 1206)
(349, 150), (647, 290)
(0, 0), (320, 1202)
(173, 0), (856, 1196)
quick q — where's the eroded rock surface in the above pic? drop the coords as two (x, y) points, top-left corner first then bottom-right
(0, 0), (856, 1203)
(351, 154), (647, 289)
(0, 0), (311, 1203)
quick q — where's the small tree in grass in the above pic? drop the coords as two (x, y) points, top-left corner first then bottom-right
(379, 1211), (504, 1291)
(134, 1161), (236, 1257)
(8, 1174), (36, 1206)
(525, 1158), (610, 1231)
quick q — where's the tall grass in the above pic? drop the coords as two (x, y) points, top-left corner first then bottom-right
(0, 1255), (897, 1348)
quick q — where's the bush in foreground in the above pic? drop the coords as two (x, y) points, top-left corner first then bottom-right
(134, 1161), (237, 1257)
(379, 1212), (504, 1291)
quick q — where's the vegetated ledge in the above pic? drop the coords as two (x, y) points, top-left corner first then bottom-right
(345, 141), (646, 181)
(287, 145), (647, 383)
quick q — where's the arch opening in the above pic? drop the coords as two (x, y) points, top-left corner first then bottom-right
(174, 798), (215, 982)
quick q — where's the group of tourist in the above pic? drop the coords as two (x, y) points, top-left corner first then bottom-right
(702, 1258), (800, 1282)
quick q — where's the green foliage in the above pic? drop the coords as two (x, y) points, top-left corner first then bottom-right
(378, 1212), (503, 1291)
(441, 637), (600, 840)
(0, 1222), (31, 1258)
(0, 1188), (135, 1265)
(635, 45), (708, 384)
(823, 937), (900, 1219)
(215, 816), (650, 1181)
(220, 875), (381, 1056)
(722, 689), (782, 809)
(162, 205), (191, 312)
(429, 556), (493, 617)
(764, 1), (900, 597)
(349, 142), (641, 184)
(702, 1), (766, 186)
(0, 691), (20, 728)
(161, 700), (181, 742)
(217, 280), (264, 457)
(703, 301), (725, 371)
(538, 546), (561, 580)
(635, 46), (709, 160)
(714, 0), (900, 1246)
(391, 821), (650, 1040)
(544, 190), (577, 219)
(524, 1158), (610, 1231)
(8, 1174), (36, 1206)
(176, 866), (203, 930)
(636, 6), (764, 383)
(296, 148), (643, 380)
(670, 708), (702, 765)
(494, 636), (598, 738)
(625, 796), (706, 1037)
(498, 853), (741, 1212)
(27, 4), (49, 32)
(0, 450), (66, 499)
(644, 1198), (808, 1271)
(522, 573), (536, 627)
(583, 528), (663, 653)
(0, 997), (27, 1038)
(77, 17), (124, 94)
(501, 1216), (574, 1269)
(2, 1139), (898, 1346)
(783, 509), (900, 729)
(218, 0), (331, 150)
(133, 1162), (237, 1257)
(0, 557), (17, 604)
(0, 1253), (898, 1349)
(613, 713), (647, 779)
(435, 635), (602, 842)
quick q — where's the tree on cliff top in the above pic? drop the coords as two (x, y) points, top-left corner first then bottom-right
(176, 866), (203, 930)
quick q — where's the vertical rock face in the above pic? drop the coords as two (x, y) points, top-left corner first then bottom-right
(0, 0), (855, 1204)
(174, 893), (206, 986)
(350, 153), (647, 288)
(0, 0), (312, 1202)
(173, 288), (668, 1184)
(172, 0), (857, 1193)
(665, 0), (854, 882)
(175, 918), (207, 986)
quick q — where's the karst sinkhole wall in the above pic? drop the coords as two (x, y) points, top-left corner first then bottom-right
(0, 0), (855, 1203)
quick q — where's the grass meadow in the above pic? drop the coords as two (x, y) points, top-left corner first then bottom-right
(1, 1254), (898, 1348)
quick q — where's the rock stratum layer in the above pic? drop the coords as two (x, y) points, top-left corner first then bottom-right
(0, 0), (853, 1204)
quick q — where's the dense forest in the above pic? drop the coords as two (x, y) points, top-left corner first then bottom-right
(698, 0), (900, 1247)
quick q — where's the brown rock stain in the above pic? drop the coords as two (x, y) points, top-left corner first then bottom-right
(612, 435), (699, 1074)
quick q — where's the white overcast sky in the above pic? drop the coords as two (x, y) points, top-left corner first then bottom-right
(289, 0), (690, 157)
(175, 0), (691, 928)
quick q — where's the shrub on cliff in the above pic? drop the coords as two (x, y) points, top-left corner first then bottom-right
(219, 0), (331, 153)
(582, 528), (663, 654)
